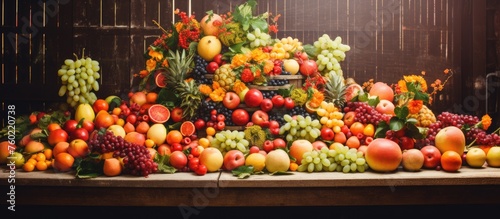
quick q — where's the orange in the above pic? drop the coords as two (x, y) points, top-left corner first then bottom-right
(53, 142), (69, 157)
(166, 130), (183, 145)
(23, 163), (35, 172)
(146, 92), (158, 104)
(43, 149), (53, 160)
(103, 158), (122, 177)
(206, 127), (216, 136)
(180, 121), (196, 136)
(47, 123), (62, 132)
(345, 136), (360, 149)
(135, 121), (150, 134)
(441, 151), (462, 172)
(52, 152), (74, 172)
(349, 122), (365, 136)
(112, 107), (122, 116)
(36, 160), (48, 171)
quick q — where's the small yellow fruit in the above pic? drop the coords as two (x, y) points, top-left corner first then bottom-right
(245, 153), (266, 172)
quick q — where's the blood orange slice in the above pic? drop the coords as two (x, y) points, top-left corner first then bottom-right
(344, 84), (364, 102)
(148, 104), (170, 124)
(180, 121), (196, 136)
(155, 72), (167, 88)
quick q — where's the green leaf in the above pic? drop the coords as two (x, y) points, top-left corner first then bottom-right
(250, 19), (269, 33)
(232, 165), (255, 179)
(367, 96), (380, 107)
(394, 106), (409, 119)
(406, 123), (425, 140)
(357, 93), (369, 102)
(157, 88), (180, 105)
(75, 157), (104, 179)
(389, 117), (405, 131)
(375, 121), (389, 138)
(154, 153), (177, 174)
(406, 118), (418, 124)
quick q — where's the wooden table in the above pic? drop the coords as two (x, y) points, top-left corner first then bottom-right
(2, 166), (500, 207)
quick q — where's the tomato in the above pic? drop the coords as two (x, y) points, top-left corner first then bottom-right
(81, 120), (95, 133)
(284, 97), (295, 110)
(188, 157), (200, 171)
(71, 128), (89, 141)
(47, 129), (69, 146)
(63, 120), (78, 134)
(194, 164), (207, 175)
(93, 99), (109, 114)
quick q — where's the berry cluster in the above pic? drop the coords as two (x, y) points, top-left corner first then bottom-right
(343, 102), (391, 125)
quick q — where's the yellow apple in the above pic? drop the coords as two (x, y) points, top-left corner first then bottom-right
(245, 153), (266, 172)
(199, 147), (223, 172)
(107, 125), (126, 138)
(466, 147), (486, 168)
(265, 149), (290, 172)
(486, 146), (500, 167)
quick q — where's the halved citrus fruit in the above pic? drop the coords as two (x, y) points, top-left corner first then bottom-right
(148, 104), (170, 124)
(155, 72), (167, 88)
(344, 84), (364, 102)
(180, 121), (196, 136)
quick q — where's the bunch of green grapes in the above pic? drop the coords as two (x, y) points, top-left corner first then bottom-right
(298, 144), (368, 173)
(210, 130), (250, 153)
(279, 114), (322, 142)
(312, 34), (351, 76)
(246, 28), (272, 48)
(57, 49), (100, 107)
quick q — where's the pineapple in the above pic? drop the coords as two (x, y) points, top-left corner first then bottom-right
(324, 71), (347, 108)
(164, 49), (202, 120)
(213, 64), (237, 91)
(407, 105), (436, 127)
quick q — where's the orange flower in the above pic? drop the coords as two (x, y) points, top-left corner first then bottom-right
(408, 100), (423, 114)
(209, 88), (226, 102)
(161, 59), (169, 68)
(263, 59), (274, 74)
(148, 49), (163, 61)
(444, 68), (450, 74)
(146, 59), (157, 72)
(480, 114), (492, 130)
(231, 53), (250, 68)
(251, 48), (269, 62)
(139, 70), (149, 78)
(199, 84), (212, 96)
(397, 80), (408, 92)
(232, 80), (248, 94)
(212, 81), (221, 90)
(185, 78), (193, 83)
(309, 89), (324, 107)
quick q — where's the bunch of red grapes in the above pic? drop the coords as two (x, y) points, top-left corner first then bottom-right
(89, 130), (158, 177)
(343, 102), (392, 126)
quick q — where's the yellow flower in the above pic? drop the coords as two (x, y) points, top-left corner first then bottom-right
(232, 80), (248, 94)
(408, 100), (423, 114)
(403, 75), (428, 92)
(251, 48), (269, 62)
(146, 59), (157, 72)
(398, 80), (408, 92)
(263, 59), (274, 74)
(481, 114), (492, 130)
(309, 89), (324, 107)
(199, 84), (213, 96)
(175, 22), (183, 32)
(209, 88), (226, 102)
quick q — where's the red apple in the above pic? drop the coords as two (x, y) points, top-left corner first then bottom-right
(268, 120), (280, 136)
(273, 138), (286, 150)
(284, 97), (295, 110)
(271, 95), (285, 108)
(343, 111), (356, 127)
(369, 82), (394, 102)
(320, 127), (335, 141)
(420, 145), (442, 169)
(223, 149), (246, 171)
(244, 88), (264, 108)
(365, 138), (402, 172)
(251, 110), (269, 127)
(434, 126), (466, 156)
(206, 61), (219, 74)
(260, 98), (274, 112)
(232, 109), (250, 126)
(312, 141), (328, 151)
(194, 119), (205, 130)
(263, 140), (274, 152)
(249, 146), (260, 154)
(171, 107), (184, 122)
(375, 99), (395, 115)
(223, 92), (241, 109)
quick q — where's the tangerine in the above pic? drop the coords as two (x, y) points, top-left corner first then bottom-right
(206, 127), (216, 136)
(92, 99), (109, 114)
(145, 139), (156, 148)
(146, 92), (158, 104)
(47, 123), (62, 132)
(23, 163), (35, 172)
(180, 121), (196, 136)
(198, 138), (210, 148)
(103, 158), (122, 177)
(43, 149), (53, 160)
(112, 107), (122, 116)
(349, 122), (365, 136)
(52, 152), (74, 172)
(36, 160), (48, 171)
(440, 150), (462, 172)
(166, 130), (183, 145)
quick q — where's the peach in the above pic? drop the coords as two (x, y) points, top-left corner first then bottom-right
(124, 131), (146, 146)
(369, 82), (394, 102)
(434, 126), (466, 155)
(25, 141), (45, 154)
(365, 138), (402, 172)
(68, 139), (89, 158)
(289, 139), (313, 165)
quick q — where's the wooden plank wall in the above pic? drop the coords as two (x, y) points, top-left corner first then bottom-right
(2, 0), (495, 127)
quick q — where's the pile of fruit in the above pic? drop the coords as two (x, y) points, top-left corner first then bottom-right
(2, 0), (500, 178)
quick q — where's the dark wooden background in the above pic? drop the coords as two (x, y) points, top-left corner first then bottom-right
(1, 0), (499, 129)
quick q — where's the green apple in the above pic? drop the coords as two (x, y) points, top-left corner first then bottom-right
(8, 152), (25, 168)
